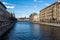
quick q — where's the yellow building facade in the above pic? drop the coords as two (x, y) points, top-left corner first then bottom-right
(39, 2), (60, 23)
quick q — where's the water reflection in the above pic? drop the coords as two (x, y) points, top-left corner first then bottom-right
(1, 22), (59, 40)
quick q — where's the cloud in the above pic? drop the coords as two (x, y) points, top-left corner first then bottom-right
(33, 0), (43, 2)
(33, 0), (37, 2)
(38, 1), (44, 2)
(2, 2), (12, 5)
(18, 13), (26, 18)
(6, 6), (15, 9)
(2, 2), (8, 4)
(2, 2), (15, 9)
(44, 3), (51, 6)
(33, 6), (38, 8)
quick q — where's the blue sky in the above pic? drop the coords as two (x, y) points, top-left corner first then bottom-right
(1, 0), (57, 18)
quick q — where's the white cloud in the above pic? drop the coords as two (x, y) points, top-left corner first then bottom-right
(38, 1), (44, 2)
(2, 2), (15, 9)
(33, 0), (37, 2)
(33, 0), (43, 2)
(33, 6), (37, 8)
(2, 2), (12, 5)
(19, 13), (26, 18)
(6, 6), (15, 9)
(44, 3), (51, 6)
(2, 2), (8, 5)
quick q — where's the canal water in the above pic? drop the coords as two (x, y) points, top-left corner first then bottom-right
(1, 22), (60, 40)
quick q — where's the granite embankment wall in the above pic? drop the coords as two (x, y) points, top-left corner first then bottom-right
(0, 22), (16, 37)
(34, 22), (60, 27)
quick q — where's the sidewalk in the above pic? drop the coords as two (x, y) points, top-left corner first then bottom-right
(34, 22), (60, 27)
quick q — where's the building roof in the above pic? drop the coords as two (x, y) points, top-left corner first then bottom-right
(40, 2), (57, 12)
(0, 1), (7, 9)
(30, 13), (37, 17)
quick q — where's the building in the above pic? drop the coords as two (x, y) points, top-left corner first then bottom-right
(33, 14), (40, 22)
(17, 18), (29, 22)
(0, 1), (16, 25)
(39, 1), (60, 23)
(29, 13), (37, 22)
(0, 1), (7, 21)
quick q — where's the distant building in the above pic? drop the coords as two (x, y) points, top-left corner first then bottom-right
(39, 1), (60, 23)
(17, 18), (29, 22)
(34, 14), (40, 22)
(29, 13), (37, 22)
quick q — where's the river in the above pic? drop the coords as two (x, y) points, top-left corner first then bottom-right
(1, 22), (60, 40)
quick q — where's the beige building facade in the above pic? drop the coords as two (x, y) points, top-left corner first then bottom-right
(30, 13), (37, 22)
(34, 14), (40, 22)
(39, 2), (60, 23)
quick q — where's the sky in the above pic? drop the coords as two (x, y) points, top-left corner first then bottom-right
(0, 0), (57, 18)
